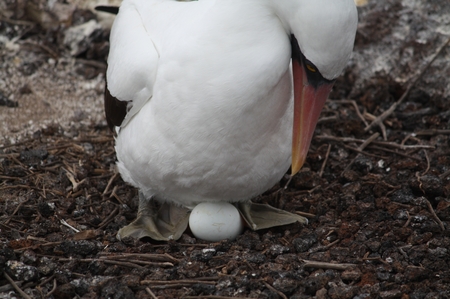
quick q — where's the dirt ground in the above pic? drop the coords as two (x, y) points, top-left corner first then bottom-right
(1, 0), (450, 298)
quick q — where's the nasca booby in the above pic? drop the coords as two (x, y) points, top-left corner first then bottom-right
(102, 0), (358, 240)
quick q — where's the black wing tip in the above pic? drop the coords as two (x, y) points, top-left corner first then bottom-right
(104, 85), (127, 132)
(95, 5), (119, 15)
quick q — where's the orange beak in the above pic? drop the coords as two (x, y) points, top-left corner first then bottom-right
(291, 59), (334, 175)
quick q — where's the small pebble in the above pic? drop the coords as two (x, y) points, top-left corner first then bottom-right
(6, 260), (39, 282)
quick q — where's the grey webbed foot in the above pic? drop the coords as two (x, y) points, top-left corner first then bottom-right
(117, 192), (190, 241)
(237, 201), (308, 230)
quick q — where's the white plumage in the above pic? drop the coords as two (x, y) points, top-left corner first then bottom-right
(105, 0), (358, 240)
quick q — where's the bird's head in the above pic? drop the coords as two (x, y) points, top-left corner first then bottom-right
(273, 0), (358, 174)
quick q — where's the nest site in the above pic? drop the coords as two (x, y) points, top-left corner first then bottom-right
(1, 0), (450, 298)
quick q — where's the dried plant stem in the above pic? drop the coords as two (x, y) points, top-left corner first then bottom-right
(365, 37), (450, 133)
(4, 272), (32, 299)
(263, 281), (288, 299)
(302, 260), (357, 270)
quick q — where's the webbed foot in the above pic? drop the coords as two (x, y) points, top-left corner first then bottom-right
(237, 201), (308, 230)
(117, 193), (190, 241)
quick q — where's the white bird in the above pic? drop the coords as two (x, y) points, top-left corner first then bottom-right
(102, 0), (358, 241)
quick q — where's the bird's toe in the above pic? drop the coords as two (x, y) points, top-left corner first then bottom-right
(237, 201), (308, 230)
(117, 194), (190, 241)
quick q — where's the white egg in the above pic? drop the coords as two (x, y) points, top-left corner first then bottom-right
(189, 202), (244, 241)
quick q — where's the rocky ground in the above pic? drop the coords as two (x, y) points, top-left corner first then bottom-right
(1, 0), (450, 298)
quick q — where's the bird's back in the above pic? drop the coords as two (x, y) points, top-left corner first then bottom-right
(109, 0), (296, 206)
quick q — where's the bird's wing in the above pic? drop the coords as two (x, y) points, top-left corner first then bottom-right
(105, 1), (159, 129)
(95, 5), (119, 15)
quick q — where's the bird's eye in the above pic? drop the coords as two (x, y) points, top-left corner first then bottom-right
(306, 64), (317, 73)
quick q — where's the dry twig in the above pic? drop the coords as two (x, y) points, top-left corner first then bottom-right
(4, 272), (32, 299)
(415, 129), (450, 136)
(59, 218), (80, 233)
(302, 260), (357, 270)
(263, 281), (288, 299)
(57, 258), (146, 269)
(367, 145), (422, 161)
(183, 296), (250, 299)
(103, 172), (119, 196)
(331, 99), (369, 126)
(319, 144), (331, 177)
(295, 211), (316, 218)
(109, 185), (126, 204)
(364, 37), (450, 134)
(403, 211), (412, 228)
(63, 167), (86, 192)
(100, 253), (179, 263)
(364, 112), (388, 140)
(424, 198), (445, 231)
(45, 279), (57, 298)
(315, 135), (434, 150)
(421, 150), (430, 176)
(96, 206), (119, 229)
(141, 278), (218, 285)
(145, 287), (159, 299)
(3, 199), (28, 225)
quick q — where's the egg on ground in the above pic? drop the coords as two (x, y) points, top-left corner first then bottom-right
(189, 202), (244, 241)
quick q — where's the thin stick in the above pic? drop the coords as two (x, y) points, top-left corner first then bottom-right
(109, 185), (125, 204)
(92, 259), (146, 268)
(365, 113), (387, 140)
(367, 145), (422, 161)
(145, 287), (158, 299)
(285, 185), (321, 196)
(421, 150), (430, 176)
(0, 175), (21, 180)
(98, 253), (179, 263)
(340, 145), (386, 159)
(315, 135), (435, 150)
(424, 198), (445, 231)
(120, 260), (174, 267)
(144, 283), (196, 289)
(38, 274), (55, 288)
(141, 279), (217, 285)
(65, 170), (86, 192)
(4, 199), (28, 225)
(323, 239), (340, 250)
(96, 206), (119, 229)
(103, 172), (118, 196)
(45, 279), (57, 298)
(365, 37), (450, 133)
(263, 281), (288, 299)
(57, 258), (146, 269)
(283, 175), (293, 189)
(319, 144), (331, 177)
(4, 272), (32, 299)
(59, 219), (80, 233)
(182, 296), (250, 299)
(302, 260), (357, 270)
(415, 129), (450, 136)
(359, 133), (380, 151)
(403, 211), (412, 228)
(295, 211), (316, 218)
(331, 99), (369, 126)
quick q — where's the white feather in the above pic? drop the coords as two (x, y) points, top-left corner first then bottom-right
(107, 0), (357, 207)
